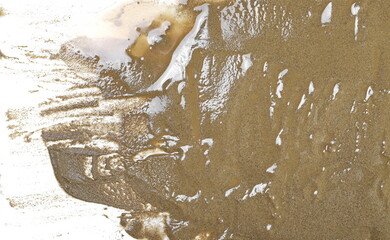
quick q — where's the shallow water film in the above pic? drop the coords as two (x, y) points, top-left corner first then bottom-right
(5, 0), (390, 239)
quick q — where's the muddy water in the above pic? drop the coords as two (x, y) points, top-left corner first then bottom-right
(40, 0), (390, 239)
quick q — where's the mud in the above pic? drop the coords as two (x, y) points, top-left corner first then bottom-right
(41, 0), (390, 239)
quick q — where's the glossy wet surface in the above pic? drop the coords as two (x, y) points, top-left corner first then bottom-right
(9, 0), (390, 239)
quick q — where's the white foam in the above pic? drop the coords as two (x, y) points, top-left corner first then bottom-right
(147, 4), (210, 91)
(180, 95), (186, 108)
(180, 145), (193, 161)
(175, 190), (201, 202)
(308, 81), (315, 94)
(177, 81), (186, 94)
(278, 69), (289, 79)
(276, 80), (284, 99)
(351, 3), (361, 40)
(276, 69), (288, 99)
(266, 163), (277, 174)
(351, 2), (360, 15)
(241, 53), (253, 74)
(249, 183), (267, 197)
(133, 148), (168, 162)
(218, 228), (229, 240)
(321, 2), (332, 26)
(201, 138), (214, 147)
(147, 96), (170, 116)
(147, 21), (171, 45)
(297, 94), (306, 110)
(225, 185), (241, 197)
(350, 100), (356, 113)
(263, 61), (269, 73)
(364, 86), (374, 102)
(331, 83), (340, 100)
(276, 129), (283, 146)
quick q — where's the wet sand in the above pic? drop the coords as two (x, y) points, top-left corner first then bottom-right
(2, 0), (390, 239)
